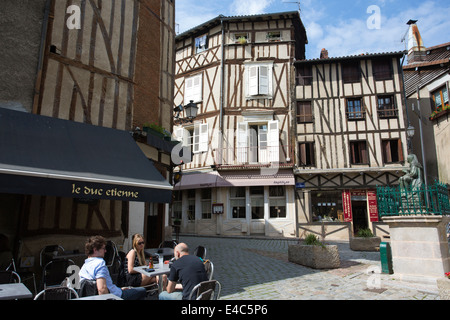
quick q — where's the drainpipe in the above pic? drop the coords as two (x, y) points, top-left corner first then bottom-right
(219, 17), (225, 163)
(32, 0), (52, 114)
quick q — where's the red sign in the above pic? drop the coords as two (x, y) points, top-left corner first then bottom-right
(367, 190), (379, 222)
(342, 190), (352, 222)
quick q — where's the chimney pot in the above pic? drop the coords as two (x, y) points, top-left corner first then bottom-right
(320, 48), (328, 59)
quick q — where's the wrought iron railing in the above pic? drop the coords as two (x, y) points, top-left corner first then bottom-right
(377, 181), (450, 216)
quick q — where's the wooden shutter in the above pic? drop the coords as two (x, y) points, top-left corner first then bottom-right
(248, 66), (259, 96)
(268, 120), (279, 162)
(237, 122), (248, 163)
(259, 66), (269, 95)
(193, 74), (202, 102)
(199, 123), (208, 152)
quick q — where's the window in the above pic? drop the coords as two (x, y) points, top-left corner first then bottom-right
(246, 63), (273, 97)
(311, 191), (343, 222)
(201, 189), (212, 219)
(377, 95), (397, 118)
(230, 187), (246, 219)
(267, 31), (281, 42)
(195, 34), (208, 54)
(234, 32), (249, 44)
(269, 186), (286, 218)
(342, 61), (360, 83)
(187, 189), (195, 220)
(431, 86), (449, 110)
(250, 186), (264, 219)
(237, 120), (279, 164)
(298, 142), (315, 166)
(350, 141), (369, 165)
(173, 191), (182, 220)
(382, 139), (404, 164)
(184, 73), (202, 104)
(346, 98), (365, 120)
(297, 101), (313, 123)
(296, 65), (312, 85)
(373, 59), (393, 81)
(174, 123), (208, 156)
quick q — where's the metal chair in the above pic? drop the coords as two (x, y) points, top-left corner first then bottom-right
(41, 258), (74, 289)
(188, 280), (221, 300)
(0, 270), (21, 284)
(34, 286), (79, 300)
(194, 246), (207, 260)
(39, 244), (65, 267)
(104, 240), (118, 267)
(158, 240), (178, 249)
(203, 260), (214, 281)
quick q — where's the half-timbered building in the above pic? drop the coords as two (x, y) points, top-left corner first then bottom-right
(173, 12), (307, 237)
(0, 0), (175, 282)
(294, 49), (408, 240)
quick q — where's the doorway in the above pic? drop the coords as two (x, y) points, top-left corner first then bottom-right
(145, 203), (164, 248)
(352, 201), (368, 235)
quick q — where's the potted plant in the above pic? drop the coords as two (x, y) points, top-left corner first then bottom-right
(349, 228), (381, 252)
(237, 36), (247, 45)
(437, 272), (450, 300)
(288, 234), (340, 269)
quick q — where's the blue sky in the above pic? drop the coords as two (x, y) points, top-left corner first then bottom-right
(175, 0), (450, 59)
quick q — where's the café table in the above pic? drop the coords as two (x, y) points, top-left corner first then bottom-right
(134, 264), (171, 293)
(75, 293), (123, 300)
(0, 283), (33, 300)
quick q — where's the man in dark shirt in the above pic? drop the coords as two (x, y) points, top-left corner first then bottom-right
(159, 242), (207, 300)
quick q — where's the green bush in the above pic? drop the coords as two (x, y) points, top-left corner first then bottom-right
(356, 228), (374, 237)
(304, 234), (325, 247)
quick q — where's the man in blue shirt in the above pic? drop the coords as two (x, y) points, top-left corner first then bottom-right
(79, 235), (146, 300)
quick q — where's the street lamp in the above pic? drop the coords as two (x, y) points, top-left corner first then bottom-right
(406, 125), (415, 139)
(184, 100), (198, 120)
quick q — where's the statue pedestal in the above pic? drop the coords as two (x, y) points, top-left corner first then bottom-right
(382, 215), (450, 284)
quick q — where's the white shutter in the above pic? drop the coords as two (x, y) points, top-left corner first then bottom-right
(237, 122), (248, 163)
(248, 66), (259, 96)
(174, 127), (185, 142)
(193, 74), (202, 102)
(259, 66), (269, 95)
(193, 125), (200, 153)
(199, 123), (209, 152)
(184, 78), (194, 104)
(268, 120), (279, 162)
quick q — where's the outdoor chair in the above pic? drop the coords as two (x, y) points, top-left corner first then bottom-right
(104, 240), (118, 267)
(34, 286), (79, 300)
(188, 280), (221, 300)
(39, 244), (64, 267)
(203, 260), (214, 281)
(41, 258), (74, 289)
(194, 246), (207, 260)
(0, 270), (21, 284)
(158, 240), (178, 249)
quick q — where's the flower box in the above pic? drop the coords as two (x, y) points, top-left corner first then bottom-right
(288, 244), (340, 269)
(350, 236), (381, 252)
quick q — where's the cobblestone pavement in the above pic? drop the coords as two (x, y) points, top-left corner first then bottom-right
(179, 235), (440, 300)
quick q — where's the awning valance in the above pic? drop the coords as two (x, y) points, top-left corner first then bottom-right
(0, 108), (172, 203)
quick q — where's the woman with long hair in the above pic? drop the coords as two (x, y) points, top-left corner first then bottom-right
(125, 234), (157, 287)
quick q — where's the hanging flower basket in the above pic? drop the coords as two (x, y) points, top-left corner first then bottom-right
(430, 104), (450, 120)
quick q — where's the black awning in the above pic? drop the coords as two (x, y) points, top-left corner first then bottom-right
(0, 108), (172, 203)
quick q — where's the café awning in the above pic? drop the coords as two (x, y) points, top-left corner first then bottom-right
(0, 108), (172, 203)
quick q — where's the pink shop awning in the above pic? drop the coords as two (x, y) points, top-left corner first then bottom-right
(174, 171), (223, 190)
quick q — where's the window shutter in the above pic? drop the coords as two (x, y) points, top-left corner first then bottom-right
(193, 125), (200, 153)
(174, 127), (185, 142)
(397, 139), (404, 162)
(184, 78), (194, 104)
(267, 120), (279, 162)
(248, 66), (259, 96)
(259, 66), (269, 95)
(237, 122), (248, 163)
(193, 75), (202, 103)
(199, 123), (208, 152)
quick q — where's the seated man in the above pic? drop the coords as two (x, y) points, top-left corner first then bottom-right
(79, 235), (146, 300)
(159, 242), (208, 300)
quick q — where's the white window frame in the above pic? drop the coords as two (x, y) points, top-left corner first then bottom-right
(184, 73), (203, 105)
(174, 123), (208, 154)
(195, 34), (208, 54)
(245, 62), (273, 99)
(236, 120), (279, 163)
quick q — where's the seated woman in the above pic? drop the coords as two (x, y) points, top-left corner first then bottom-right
(125, 234), (157, 287)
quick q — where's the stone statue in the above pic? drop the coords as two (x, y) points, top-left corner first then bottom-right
(399, 154), (424, 206)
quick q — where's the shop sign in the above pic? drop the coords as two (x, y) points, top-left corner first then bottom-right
(367, 190), (379, 222)
(342, 190), (352, 222)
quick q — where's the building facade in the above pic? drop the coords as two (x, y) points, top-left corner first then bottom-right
(173, 12), (307, 237)
(0, 0), (175, 277)
(294, 50), (408, 240)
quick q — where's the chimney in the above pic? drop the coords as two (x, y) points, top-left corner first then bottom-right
(320, 48), (328, 59)
(407, 20), (426, 64)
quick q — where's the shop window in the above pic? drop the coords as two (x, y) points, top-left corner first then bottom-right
(350, 140), (369, 165)
(377, 95), (397, 118)
(230, 187), (246, 219)
(372, 59), (393, 81)
(173, 191), (182, 220)
(382, 139), (404, 164)
(342, 61), (360, 83)
(187, 189), (195, 220)
(311, 191), (343, 222)
(269, 186), (286, 218)
(296, 65), (312, 85)
(250, 186), (264, 219)
(201, 189), (211, 219)
(297, 101), (313, 123)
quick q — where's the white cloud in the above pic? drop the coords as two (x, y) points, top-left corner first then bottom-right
(230, 0), (275, 16)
